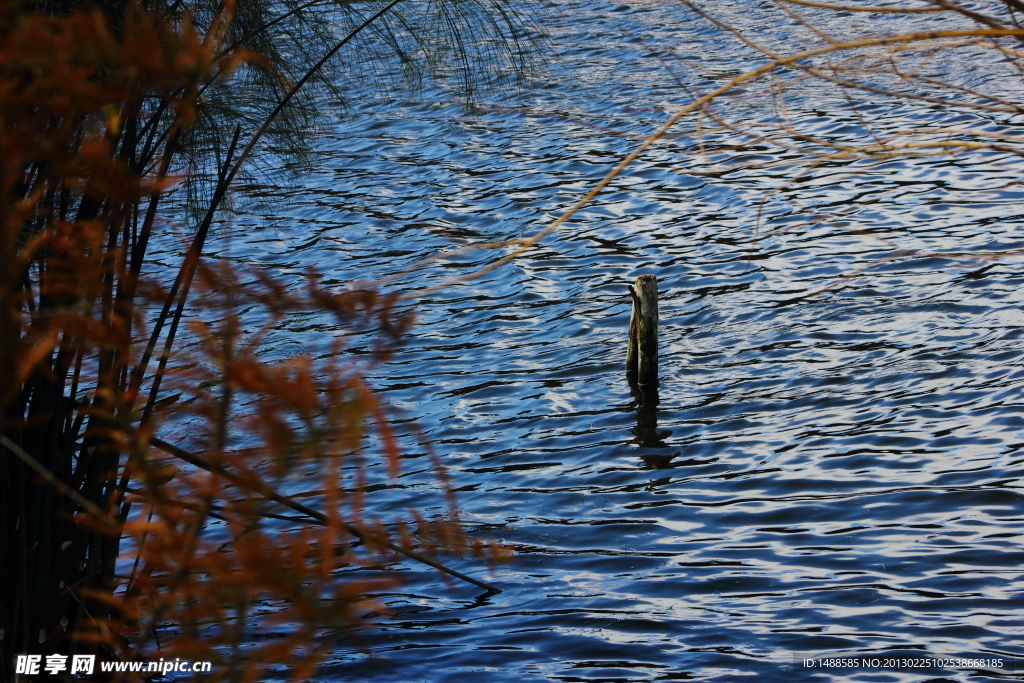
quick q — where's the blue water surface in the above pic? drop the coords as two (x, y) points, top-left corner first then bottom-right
(158, 0), (1024, 679)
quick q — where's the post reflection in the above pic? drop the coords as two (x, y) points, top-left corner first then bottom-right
(628, 379), (677, 469)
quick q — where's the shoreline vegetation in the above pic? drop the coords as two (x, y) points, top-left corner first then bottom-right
(1, 0), (529, 677)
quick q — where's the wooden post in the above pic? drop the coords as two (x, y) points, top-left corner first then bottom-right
(626, 274), (658, 386)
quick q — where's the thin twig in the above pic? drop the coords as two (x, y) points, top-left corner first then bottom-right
(399, 26), (1024, 300)
(0, 435), (117, 527)
(149, 437), (502, 593)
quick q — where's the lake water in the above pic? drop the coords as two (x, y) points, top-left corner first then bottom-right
(195, 0), (1024, 679)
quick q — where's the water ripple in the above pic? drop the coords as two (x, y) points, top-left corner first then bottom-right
(188, 0), (1024, 679)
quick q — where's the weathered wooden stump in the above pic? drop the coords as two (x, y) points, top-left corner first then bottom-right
(626, 274), (658, 387)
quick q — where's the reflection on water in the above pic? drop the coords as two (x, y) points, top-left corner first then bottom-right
(630, 381), (678, 470)
(167, 0), (1024, 679)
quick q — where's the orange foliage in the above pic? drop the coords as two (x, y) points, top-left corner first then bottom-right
(0, 0), (503, 679)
